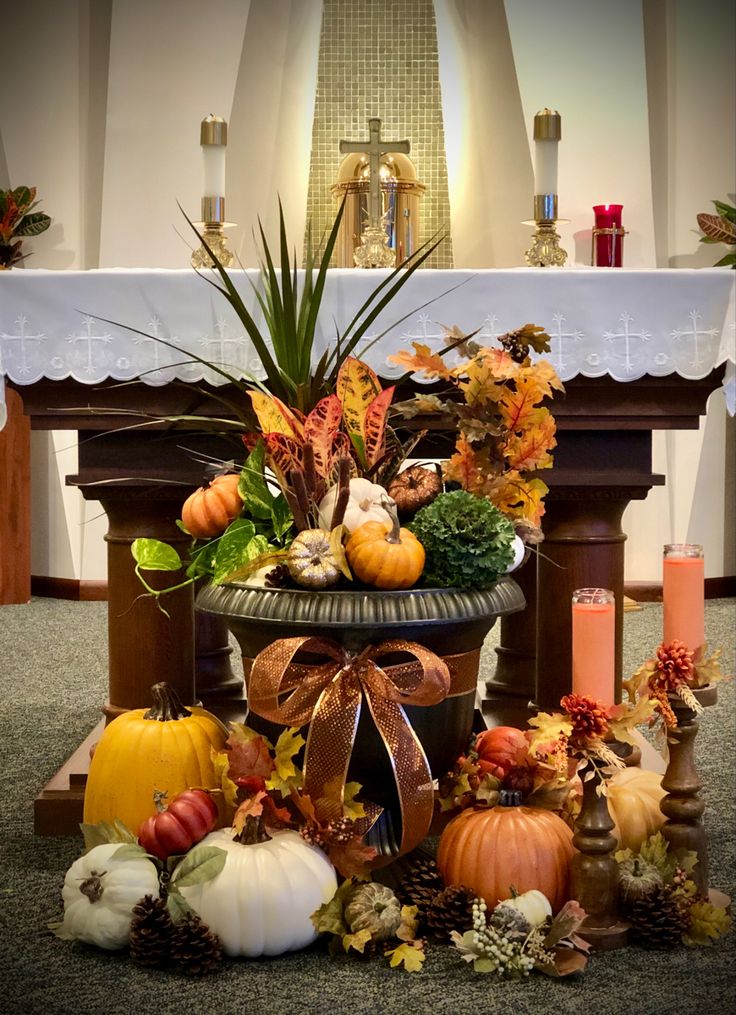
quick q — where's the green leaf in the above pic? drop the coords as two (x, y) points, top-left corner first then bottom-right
(713, 252), (736, 267)
(270, 493), (293, 543)
(110, 843), (151, 863)
(311, 879), (353, 935)
(165, 885), (195, 923)
(713, 199), (736, 223)
(170, 845), (227, 888)
(131, 538), (183, 571)
(213, 525), (269, 584)
(80, 818), (138, 851)
(185, 538), (219, 580)
(238, 440), (272, 519)
(16, 211), (51, 236)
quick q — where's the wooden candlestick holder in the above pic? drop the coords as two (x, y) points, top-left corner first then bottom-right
(660, 683), (717, 897)
(570, 758), (629, 950)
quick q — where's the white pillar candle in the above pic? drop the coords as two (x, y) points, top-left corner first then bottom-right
(533, 109), (561, 196)
(200, 115), (227, 199)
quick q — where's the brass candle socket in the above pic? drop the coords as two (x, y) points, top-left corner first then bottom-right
(191, 197), (235, 269)
(591, 226), (627, 267)
(524, 194), (567, 267)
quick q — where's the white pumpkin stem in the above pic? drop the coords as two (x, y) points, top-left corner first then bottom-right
(79, 873), (105, 903)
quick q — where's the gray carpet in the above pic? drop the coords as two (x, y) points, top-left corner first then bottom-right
(0, 597), (734, 1015)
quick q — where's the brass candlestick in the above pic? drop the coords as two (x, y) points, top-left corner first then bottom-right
(570, 757), (629, 950)
(191, 196), (235, 269)
(524, 194), (567, 267)
(591, 225), (628, 267)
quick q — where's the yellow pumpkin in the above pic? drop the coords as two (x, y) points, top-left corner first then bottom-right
(83, 682), (228, 833)
(606, 767), (666, 851)
(437, 795), (575, 913)
(346, 498), (425, 590)
(181, 473), (242, 539)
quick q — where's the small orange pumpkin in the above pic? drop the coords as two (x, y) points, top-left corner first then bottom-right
(346, 497), (425, 590)
(181, 473), (242, 539)
(437, 791), (575, 912)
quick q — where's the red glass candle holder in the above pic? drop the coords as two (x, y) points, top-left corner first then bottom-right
(592, 204), (625, 267)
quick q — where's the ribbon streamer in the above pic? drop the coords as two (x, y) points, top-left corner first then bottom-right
(247, 636), (466, 859)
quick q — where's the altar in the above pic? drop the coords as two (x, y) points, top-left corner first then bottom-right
(1, 266), (734, 833)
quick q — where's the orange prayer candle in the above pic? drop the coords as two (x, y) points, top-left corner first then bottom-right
(663, 544), (704, 651)
(571, 588), (615, 704)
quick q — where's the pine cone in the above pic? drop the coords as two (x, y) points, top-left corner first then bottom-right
(560, 693), (611, 740)
(264, 563), (291, 588)
(653, 640), (695, 692)
(171, 913), (223, 976)
(129, 894), (174, 968)
(627, 886), (688, 949)
(425, 884), (477, 942)
(396, 856), (444, 911)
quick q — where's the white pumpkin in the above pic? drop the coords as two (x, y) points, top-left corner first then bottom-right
(607, 767), (666, 851)
(496, 888), (552, 928)
(60, 843), (160, 950)
(180, 827), (338, 957)
(318, 478), (392, 533)
(504, 534), (527, 574)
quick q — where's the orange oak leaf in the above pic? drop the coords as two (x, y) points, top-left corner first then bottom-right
(457, 357), (507, 406)
(389, 342), (452, 380)
(327, 837), (378, 881)
(491, 473), (549, 526)
(225, 728), (275, 783)
(498, 375), (549, 433)
(444, 437), (497, 495)
(504, 414), (557, 471)
(521, 359), (564, 400)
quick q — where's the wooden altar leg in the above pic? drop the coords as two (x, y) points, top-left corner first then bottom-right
(0, 388), (30, 604)
(195, 608), (244, 705)
(485, 558), (537, 703)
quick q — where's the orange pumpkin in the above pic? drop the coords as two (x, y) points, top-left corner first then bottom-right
(475, 726), (532, 778)
(346, 498), (424, 590)
(181, 473), (242, 539)
(437, 794), (575, 912)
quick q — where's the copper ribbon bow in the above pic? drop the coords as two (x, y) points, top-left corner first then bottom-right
(247, 636), (453, 860)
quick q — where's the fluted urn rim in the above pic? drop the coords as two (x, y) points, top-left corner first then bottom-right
(196, 576), (525, 629)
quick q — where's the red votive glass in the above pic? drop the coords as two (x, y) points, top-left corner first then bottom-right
(593, 204), (624, 267)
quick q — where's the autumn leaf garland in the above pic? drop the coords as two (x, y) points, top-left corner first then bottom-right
(391, 325), (563, 527)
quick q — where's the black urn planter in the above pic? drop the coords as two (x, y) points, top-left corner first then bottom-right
(196, 579), (525, 818)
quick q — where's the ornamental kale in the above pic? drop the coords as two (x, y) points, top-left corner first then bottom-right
(410, 490), (515, 590)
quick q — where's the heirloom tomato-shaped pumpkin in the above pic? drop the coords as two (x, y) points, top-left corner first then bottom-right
(437, 791), (574, 913)
(318, 477), (392, 533)
(605, 767), (666, 851)
(179, 817), (338, 957)
(346, 498), (425, 591)
(181, 472), (242, 539)
(475, 726), (532, 778)
(138, 788), (219, 861)
(83, 682), (227, 833)
(59, 843), (160, 950)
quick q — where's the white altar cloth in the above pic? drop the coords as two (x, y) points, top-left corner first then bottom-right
(1, 267), (734, 429)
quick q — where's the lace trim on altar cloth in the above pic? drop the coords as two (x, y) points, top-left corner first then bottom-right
(1, 269), (734, 422)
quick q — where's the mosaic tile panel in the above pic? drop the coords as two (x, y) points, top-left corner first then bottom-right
(305, 0), (453, 268)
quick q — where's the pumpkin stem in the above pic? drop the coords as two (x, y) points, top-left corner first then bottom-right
(144, 682), (192, 722)
(153, 789), (169, 813)
(233, 814), (272, 846)
(79, 872), (105, 903)
(380, 496), (402, 545)
(498, 789), (522, 807)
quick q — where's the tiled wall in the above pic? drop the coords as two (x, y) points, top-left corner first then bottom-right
(305, 0), (453, 268)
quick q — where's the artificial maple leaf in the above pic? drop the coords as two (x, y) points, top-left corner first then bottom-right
(232, 790), (292, 834)
(504, 414), (556, 471)
(527, 712), (573, 757)
(444, 437), (499, 495)
(692, 643), (725, 687)
(385, 940), (426, 972)
(314, 776), (367, 824)
(328, 836), (378, 881)
(453, 346), (519, 384)
(456, 357), (507, 407)
(388, 341), (452, 380)
(267, 727), (305, 793)
(489, 472), (549, 526)
(224, 723), (275, 783)
(519, 358), (564, 400)
(391, 393), (447, 419)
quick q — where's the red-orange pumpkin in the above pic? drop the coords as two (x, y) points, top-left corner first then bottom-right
(475, 726), (532, 778)
(437, 797), (575, 912)
(181, 473), (242, 539)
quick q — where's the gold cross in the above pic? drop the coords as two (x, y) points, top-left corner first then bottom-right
(340, 118), (410, 228)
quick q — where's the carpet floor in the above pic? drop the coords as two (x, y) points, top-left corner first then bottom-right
(0, 597), (733, 1015)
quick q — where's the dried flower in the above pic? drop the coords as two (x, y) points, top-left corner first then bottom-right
(560, 693), (611, 743)
(652, 641), (695, 693)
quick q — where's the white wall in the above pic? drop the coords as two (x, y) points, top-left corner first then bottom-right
(1, 0), (733, 583)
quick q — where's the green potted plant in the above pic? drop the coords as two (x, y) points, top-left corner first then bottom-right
(0, 185), (51, 267)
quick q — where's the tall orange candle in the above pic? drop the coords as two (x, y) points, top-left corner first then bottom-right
(571, 588), (615, 703)
(663, 544), (704, 651)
